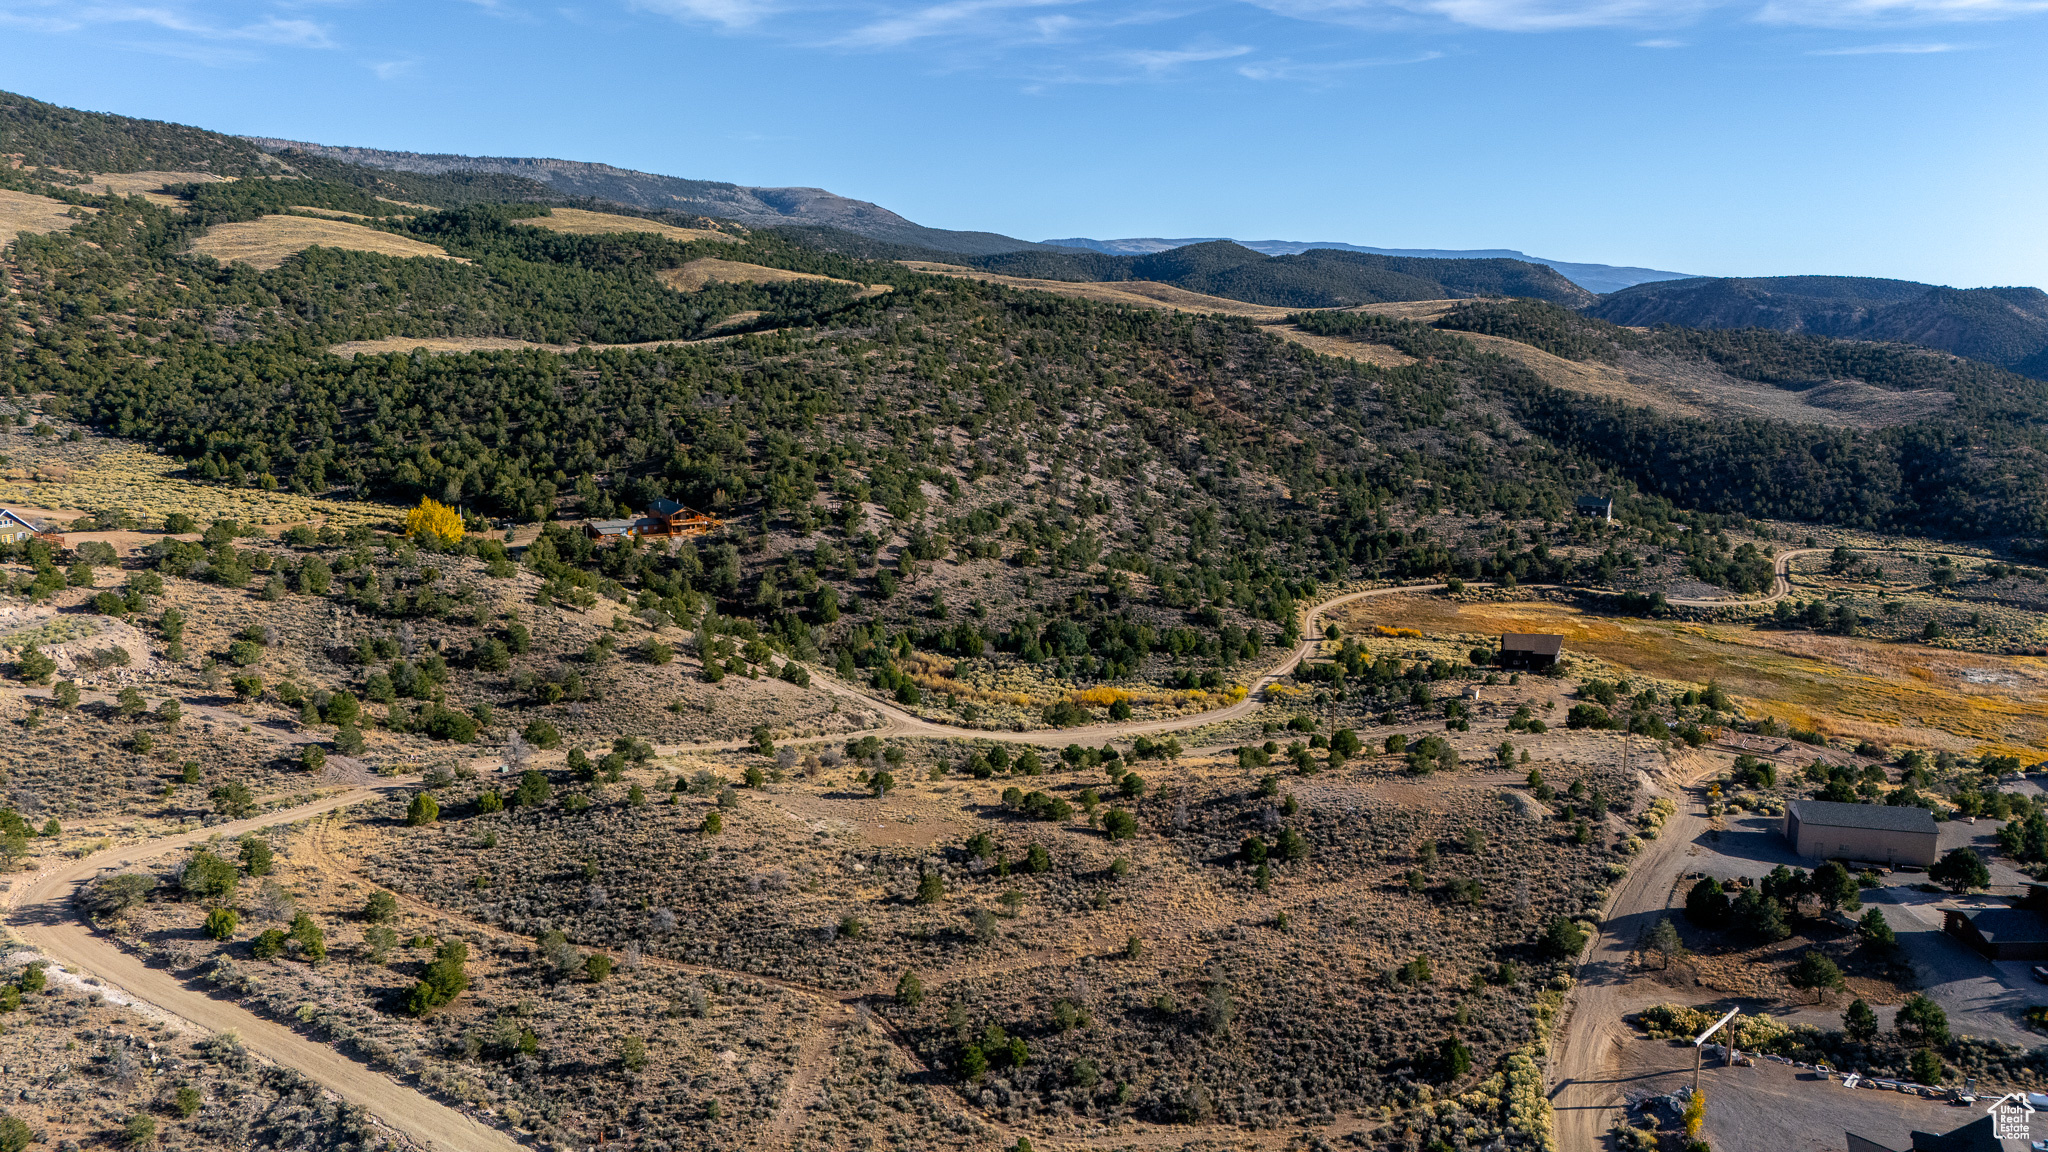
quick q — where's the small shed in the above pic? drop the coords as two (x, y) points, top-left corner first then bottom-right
(1499, 633), (1563, 670)
(1575, 494), (1613, 522)
(1783, 799), (1939, 867)
(1945, 908), (2048, 962)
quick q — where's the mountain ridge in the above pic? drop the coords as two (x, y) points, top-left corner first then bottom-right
(1587, 275), (2048, 380)
(1042, 236), (1695, 294)
(968, 240), (1595, 309)
(242, 137), (1050, 257)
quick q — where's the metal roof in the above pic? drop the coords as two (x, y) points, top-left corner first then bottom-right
(1958, 908), (2048, 946)
(1787, 799), (1937, 835)
(1501, 633), (1564, 655)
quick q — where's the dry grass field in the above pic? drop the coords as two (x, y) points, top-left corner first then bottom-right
(898, 261), (1296, 320)
(59, 169), (234, 209)
(659, 257), (888, 297)
(187, 216), (462, 271)
(525, 207), (730, 243)
(0, 187), (93, 248)
(0, 411), (396, 528)
(1329, 594), (2048, 759)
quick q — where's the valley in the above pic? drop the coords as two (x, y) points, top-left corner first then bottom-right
(1, 85), (2047, 1152)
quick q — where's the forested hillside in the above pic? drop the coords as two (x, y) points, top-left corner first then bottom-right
(966, 240), (1594, 308)
(0, 88), (272, 176)
(1587, 275), (2048, 380)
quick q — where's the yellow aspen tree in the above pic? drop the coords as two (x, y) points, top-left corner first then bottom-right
(405, 497), (464, 544)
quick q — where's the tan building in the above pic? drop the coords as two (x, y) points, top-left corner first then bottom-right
(1783, 799), (1938, 867)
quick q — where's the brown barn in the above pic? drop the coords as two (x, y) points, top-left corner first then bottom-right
(1499, 633), (1563, 670)
(1945, 908), (2048, 962)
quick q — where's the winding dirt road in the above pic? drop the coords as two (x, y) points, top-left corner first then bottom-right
(0, 549), (1820, 1150)
(797, 548), (1819, 749)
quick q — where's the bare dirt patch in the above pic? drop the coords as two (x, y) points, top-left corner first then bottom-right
(0, 188), (93, 247)
(525, 207), (730, 243)
(187, 216), (462, 271)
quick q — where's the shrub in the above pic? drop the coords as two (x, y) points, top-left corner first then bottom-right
(181, 850), (239, 903)
(289, 911), (327, 962)
(1103, 809), (1138, 841)
(238, 837), (273, 876)
(202, 907), (239, 941)
(585, 953), (613, 982)
(512, 771), (552, 808)
(1541, 916), (1588, 959)
(251, 929), (288, 959)
(404, 941), (470, 1015)
(406, 793), (440, 826)
(896, 970), (925, 1006)
(14, 644), (54, 685)
(522, 720), (562, 749)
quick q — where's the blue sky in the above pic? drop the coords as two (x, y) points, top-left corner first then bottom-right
(1, 0), (2043, 286)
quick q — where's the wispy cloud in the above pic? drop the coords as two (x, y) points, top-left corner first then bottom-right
(0, 3), (336, 47)
(1634, 34), (1684, 43)
(1236, 48), (1442, 78)
(366, 56), (419, 78)
(1806, 38), (1963, 48)
(1252, 0), (1713, 32)
(837, 0), (1081, 48)
(628, 0), (782, 27)
(1114, 42), (1250, 68)
(1758, 0), (2048, 21)
(1252, 0), (2046, 29)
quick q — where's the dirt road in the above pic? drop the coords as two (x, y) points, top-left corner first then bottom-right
(3, 785), (525, 1152)
(802, 550), (1820, 750)
(1545, 763), (1718, 1150)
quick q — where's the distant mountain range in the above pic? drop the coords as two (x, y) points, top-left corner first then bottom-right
(5, 94), (2037, 381)
(1587, 275), (2048, 380)
(243, 139), (1048, 257)
(1043, 237), (1694, 295)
